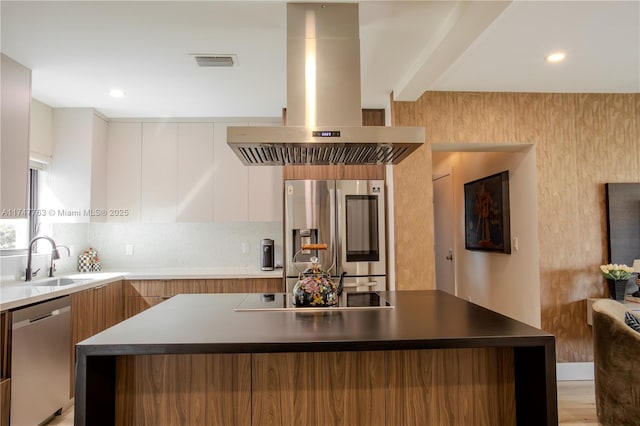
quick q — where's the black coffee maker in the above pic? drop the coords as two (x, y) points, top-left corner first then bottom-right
(260, 238), (274, 271)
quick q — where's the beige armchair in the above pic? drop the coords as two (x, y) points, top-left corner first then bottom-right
(592, 299), (640, 425)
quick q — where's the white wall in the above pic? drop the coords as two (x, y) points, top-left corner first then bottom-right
(432, 148), (541, 327)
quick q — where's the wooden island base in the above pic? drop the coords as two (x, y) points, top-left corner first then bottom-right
(76, 292), (556, 426)
(115, 348), (516, 426)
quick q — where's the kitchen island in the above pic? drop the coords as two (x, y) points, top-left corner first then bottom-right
(75, 290), (557, 426)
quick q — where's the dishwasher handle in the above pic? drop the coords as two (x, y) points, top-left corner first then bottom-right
(13, 306), (70, 330)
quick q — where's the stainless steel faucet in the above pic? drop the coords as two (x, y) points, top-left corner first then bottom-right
(25, 236), (60, 281)
(52, 245), (71, 274)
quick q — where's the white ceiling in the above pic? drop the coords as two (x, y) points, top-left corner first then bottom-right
(1, 1), (638, 119)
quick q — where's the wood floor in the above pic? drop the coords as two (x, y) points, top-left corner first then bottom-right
(46, 380), (599, 426)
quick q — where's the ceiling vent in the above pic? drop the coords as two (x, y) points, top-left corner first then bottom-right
(194, 55), (237, 67)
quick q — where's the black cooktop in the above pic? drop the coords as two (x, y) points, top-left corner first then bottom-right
(234, 291), (393, 311)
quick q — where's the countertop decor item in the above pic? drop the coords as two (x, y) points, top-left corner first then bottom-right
(78, 247), (101, 273)
(600, 263), (634, 301)
(291, 244), (345, 307)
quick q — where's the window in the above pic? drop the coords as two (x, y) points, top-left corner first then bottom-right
(0, 164), (46, 254)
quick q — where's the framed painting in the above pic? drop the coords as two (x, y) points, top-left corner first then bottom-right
(464, 171), (511, 254)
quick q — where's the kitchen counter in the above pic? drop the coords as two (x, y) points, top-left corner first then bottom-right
(0, 267), (283, 311)
(75, 290), (557, 425)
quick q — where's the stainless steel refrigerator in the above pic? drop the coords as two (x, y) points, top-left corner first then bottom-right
(284, 179), (386, 293)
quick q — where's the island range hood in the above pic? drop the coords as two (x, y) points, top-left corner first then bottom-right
(227, 3), (424, 166)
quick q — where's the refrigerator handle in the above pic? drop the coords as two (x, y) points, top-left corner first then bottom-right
(328, 186), (337, 275)
(334, 186), (342, 276)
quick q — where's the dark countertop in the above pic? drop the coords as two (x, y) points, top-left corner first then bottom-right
(77, 290), (554, 355)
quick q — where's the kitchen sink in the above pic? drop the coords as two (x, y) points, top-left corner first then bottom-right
(30, 277), (89, 287)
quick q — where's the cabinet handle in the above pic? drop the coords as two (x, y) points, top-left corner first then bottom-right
(94, 285), (107, 290)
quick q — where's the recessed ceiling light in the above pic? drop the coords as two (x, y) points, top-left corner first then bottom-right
(109, 88), (125, 98)
(545, 52), (566, 63)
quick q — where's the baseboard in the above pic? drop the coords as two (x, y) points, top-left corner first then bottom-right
(556, 362), (594, 381)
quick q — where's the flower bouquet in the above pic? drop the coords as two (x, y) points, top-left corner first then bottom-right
(600, 264), (634, 301)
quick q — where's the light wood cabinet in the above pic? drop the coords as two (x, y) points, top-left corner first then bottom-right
(106, 122), (142, 222)
(141, 122), (178, 222)
(124, 278), (284, 318)
(113, 348), (515, 426)
(0, 378), (9, 426)
(1, 311), (9, 380)
(0, 311), (9, 426)
(70, 281), (124, 395)
(0, 54), (31, 216)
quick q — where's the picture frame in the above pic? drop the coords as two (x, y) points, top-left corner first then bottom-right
(464, 171), (511, 254)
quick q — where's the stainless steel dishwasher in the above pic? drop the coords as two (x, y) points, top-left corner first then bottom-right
(11, 296), (71, 426)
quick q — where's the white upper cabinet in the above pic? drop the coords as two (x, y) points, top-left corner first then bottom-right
(213, 122), (249, 222)
(177, 123), (214, 222)
(248, 122), (282, 222)
(1, 54), (31, 216)
(106, 122), (142, 222)
(49, 108), (107, 223)
(105, 119), (282, 224)
(90, 114), (108, 221)
(141, 122), (178, 222)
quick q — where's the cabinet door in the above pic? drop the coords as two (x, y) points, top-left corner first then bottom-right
(125, 296), (166, 318)
(107, 122), (142, 222)
(141, 122), (178, 222)
(92, 282), (124, 332)
(50, 108), (96, 223)
(213, 122), (249, 222)
(0, 54), (30, 215)
(214, 278), (283, 293)
(70, 288), (95, 396)
(247, 123), (282, 222)
(90, 114), (108, 222)
(0, 378), (9, 426)
(177, 123), (214, 222)
(104, 281), (124, 328)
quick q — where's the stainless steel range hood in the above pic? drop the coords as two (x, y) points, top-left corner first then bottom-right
(227, 3), (424, 166)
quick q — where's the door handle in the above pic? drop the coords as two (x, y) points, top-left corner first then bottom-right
(446, 250), (453, 261)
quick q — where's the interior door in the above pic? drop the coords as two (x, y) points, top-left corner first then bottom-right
(433, 173), (455, 295)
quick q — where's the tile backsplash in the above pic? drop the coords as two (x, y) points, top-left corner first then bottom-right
(1, 222), (282, 281)
(87, 222), (282, 270)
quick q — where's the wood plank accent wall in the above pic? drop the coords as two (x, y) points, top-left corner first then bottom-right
(392, 92), (640, 362)
(115, 348), (515, 426)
